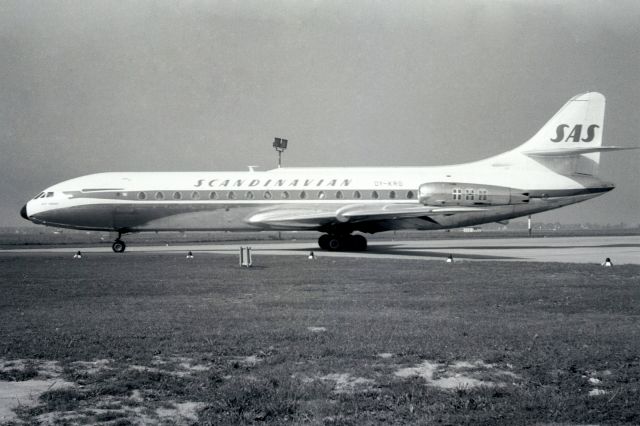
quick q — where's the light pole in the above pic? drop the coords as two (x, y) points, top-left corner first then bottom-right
(273, 137), (288, 168)
(272, 137), (288, 241)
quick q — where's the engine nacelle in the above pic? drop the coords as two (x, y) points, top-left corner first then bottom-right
(418, 182), (529, 206)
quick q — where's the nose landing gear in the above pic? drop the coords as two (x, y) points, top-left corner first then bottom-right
(112, 239), (126, 253)
(112, 232), (127, 253)
(318, 234), (367, 251)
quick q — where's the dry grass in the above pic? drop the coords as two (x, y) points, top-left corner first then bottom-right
(0, 252), (639, 424)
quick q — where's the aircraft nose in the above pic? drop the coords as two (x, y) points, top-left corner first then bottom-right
(20, 204), (29, 220)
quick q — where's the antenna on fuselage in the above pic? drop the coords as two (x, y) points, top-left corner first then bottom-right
(273, 137), (288, 168)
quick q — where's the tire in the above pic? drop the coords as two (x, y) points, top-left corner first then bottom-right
(112, 240), (126, 253)
(318, 234), (331, 250)
(327, 237), (342, 251)
(351, 235), (368, 251)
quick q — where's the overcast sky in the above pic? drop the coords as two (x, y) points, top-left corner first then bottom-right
(1, 0), (638, 227)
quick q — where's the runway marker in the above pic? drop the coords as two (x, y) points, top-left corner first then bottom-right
(239, 246), (252, 267)
(602, 257), (613, 267)
(73, 251), (82, 259)
(186, 251), (194, 259)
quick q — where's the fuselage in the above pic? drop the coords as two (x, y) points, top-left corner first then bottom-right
(21, 162), (613, 234)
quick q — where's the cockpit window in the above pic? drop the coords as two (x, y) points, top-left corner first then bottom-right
(46, 192), (54, 198)
(33, 192), (45, 200)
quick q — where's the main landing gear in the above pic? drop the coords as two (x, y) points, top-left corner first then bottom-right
(318, 234), (367, 251)
(112, 232), (126, 253)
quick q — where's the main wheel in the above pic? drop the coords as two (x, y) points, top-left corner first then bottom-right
(327, 236), (342, 251)
(318, 234), (331, 250)
(350, 235), (368, 251)
(112, 239), (126, 253)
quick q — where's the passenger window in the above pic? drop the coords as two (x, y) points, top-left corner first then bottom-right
(465, 189), (474, 201)
(389, 191), (396, 199)
(336, 191), (343, 199)
(246, 191), (254, 200)
(282, 191), (290, 199)
(155, 192), (164, 200)
(300, 191), (306, 199)
(354, 191), (361, 199)
(209, 192), (217, 199)
(264, 191), (272, 199)
(407, 191), (414, 199)
(191, 191), (200, 200)
(173, 192), (182, 200)
(318, 191), (325, 199)
(228, 191), (235, 200)
(372, 191), (379, 199)
(138, 192), (146, 200)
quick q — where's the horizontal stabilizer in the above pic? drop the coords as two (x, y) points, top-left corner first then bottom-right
(524, 146), (637, 157)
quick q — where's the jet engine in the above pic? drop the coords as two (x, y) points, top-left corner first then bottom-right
(418, 182), (529, 206)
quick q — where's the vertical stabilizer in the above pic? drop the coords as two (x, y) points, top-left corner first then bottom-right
(513, 92), (605, 175)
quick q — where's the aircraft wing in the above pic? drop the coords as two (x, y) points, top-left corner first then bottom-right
(246, 208), (338, 228)
(246, 204), (487, 228)
(337, 204), (486, 221)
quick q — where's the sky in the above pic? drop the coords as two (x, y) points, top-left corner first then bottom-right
(1, 0), (638, 227)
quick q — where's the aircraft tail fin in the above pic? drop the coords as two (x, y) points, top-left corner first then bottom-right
(511, 92), (607, 175)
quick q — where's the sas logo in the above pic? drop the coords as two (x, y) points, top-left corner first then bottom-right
(550, 124), (600, 143)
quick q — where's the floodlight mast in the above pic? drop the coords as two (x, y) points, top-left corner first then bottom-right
(273, 137), (288, 168)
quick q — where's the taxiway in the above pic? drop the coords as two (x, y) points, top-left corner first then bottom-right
(3, 235), (639, 264)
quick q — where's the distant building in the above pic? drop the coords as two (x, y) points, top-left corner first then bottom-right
(462, 227), (482, 233)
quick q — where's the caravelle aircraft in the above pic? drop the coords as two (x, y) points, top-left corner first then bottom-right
(21, 92), (634, 253)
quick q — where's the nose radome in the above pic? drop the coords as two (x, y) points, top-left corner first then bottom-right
(20, 204), (29, 220)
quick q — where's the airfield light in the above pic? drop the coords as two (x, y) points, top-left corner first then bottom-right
(273, 137), (288, 168)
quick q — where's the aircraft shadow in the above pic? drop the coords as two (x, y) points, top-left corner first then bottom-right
(391, 243), (640, 250)
(289, 245), (518, 260)
(366, 244), (518, 260)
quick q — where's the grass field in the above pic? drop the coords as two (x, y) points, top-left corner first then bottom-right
(1, 253), (639, 425)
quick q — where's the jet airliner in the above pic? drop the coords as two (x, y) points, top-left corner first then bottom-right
(21, 92), (634, 252)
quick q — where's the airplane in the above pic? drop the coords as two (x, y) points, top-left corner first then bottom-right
(20, 92), (635, 253)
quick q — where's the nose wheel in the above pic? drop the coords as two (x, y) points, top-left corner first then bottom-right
(112, 239), (126, 253)
(318, 234), (367, 251)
